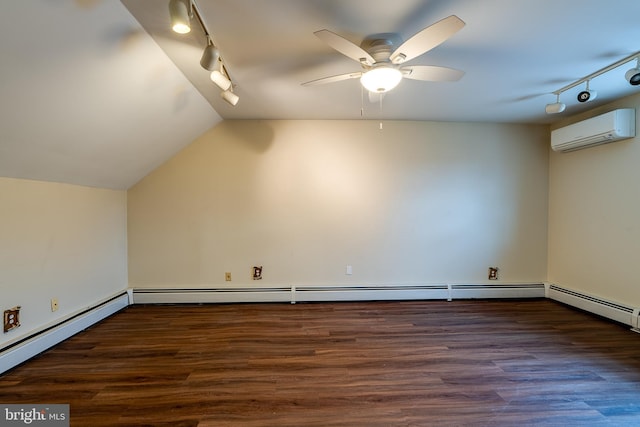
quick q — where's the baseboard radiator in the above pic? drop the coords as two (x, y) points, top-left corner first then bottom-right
(0, 292), (129, 375)
(547, 284), (640, 331)
(132, 283), (545, 304)
(3, 284), (638, 375)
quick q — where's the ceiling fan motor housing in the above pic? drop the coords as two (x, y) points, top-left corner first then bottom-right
(361, 35), (402, 63)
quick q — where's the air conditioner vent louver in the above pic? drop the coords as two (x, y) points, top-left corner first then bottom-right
(551, 109), (635, 152)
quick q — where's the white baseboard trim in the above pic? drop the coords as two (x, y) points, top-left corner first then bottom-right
(132, 283), (545, 305)
(0, 292), (129, 375)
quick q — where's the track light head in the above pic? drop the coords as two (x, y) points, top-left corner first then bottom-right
(577, 89), (597, 102)
(200, 44), (220, 71)
(545, 102), (566, 114)
(169, 0), (191, 34)
(545, 93), (565, 114)
(577, 81), (597, 103)
(221, 90), (239, 106)
(211, 70), (232, 91)
(625, 67), (640, 85)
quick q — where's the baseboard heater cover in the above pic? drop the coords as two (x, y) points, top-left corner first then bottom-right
(450, 283), (545, 300)
(132, 283), (545, 305)
(292, 285), (450, 303)
(133, 287), (293, 304)
(0, 292), (129, 375)
(547, 284), (639, 329)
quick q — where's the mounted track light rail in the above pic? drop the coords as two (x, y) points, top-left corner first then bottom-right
(168, 0), (239, 106)
(546, 50), (640, 114)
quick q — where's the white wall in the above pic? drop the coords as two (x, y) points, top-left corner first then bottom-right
(128, 120), (549, 288)
(0, 178), (128, 348)
(548, 94), (640, 306)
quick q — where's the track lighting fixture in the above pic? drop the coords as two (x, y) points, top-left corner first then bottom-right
(546, 50), (640, 114)
(577, 80), (597, 103)
(200, 40), (220, 71)
(169, 0), (191, 34)
(625, 58), (640, 86)
(221, 89), (239, 106)
(545, 94), (566, 114)
(168, 0), (239, 106)
(211, 69), (232, 91)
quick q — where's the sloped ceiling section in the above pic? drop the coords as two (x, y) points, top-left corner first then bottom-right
(0, 1), (221, 190)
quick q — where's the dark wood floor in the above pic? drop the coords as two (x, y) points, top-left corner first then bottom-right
(2, 300), (640, 426)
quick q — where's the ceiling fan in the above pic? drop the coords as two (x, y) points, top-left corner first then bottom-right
(302, 15), (465, 95)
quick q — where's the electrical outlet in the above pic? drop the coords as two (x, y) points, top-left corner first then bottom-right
(51, 298), (59, 312)
(225, 272), (232, 281)
(4, 306), (21, 333)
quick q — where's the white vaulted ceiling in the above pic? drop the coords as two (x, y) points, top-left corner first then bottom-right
(2, 0), (640, 189)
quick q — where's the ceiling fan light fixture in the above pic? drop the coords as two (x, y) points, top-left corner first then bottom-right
(169, 0), (191, 34)
(211, 70), (232, 91)
(360, 66), (403, 93)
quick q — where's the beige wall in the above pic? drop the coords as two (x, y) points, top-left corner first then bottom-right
(548, 94), (640, 306)
(128, 120), (549, 288)
(0, 177), (127, 347)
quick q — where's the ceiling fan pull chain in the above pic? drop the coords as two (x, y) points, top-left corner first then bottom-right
(379, 95), (383, 129)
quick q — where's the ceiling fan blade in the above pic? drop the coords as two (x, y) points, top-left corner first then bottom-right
(390, 15), (465, 65)
(314, 30), (375, 66)
(401, 65), (464, 82)
(302, 72), (362, 86)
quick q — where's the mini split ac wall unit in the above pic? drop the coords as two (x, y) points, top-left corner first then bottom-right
(551, 108), (636, 152)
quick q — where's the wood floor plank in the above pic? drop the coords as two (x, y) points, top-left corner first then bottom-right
(2, 299), (640, 426)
